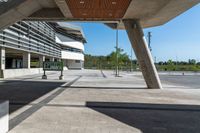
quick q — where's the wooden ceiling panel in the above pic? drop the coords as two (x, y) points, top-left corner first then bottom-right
(66, 0), (131, 19)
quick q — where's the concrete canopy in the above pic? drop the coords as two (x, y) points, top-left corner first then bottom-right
(0, 0), (199, 29)
(107, 0), (200, 29)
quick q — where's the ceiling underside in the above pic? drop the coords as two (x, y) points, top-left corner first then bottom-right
(0, 0), (200, 29)
(60, 0), (200, 29)
(66, 0), (131, 19)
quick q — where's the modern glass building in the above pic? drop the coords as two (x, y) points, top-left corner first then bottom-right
(0, 21), (86, 78)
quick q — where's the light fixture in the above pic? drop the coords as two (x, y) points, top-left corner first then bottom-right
(112, 1), (117, 5)
(80, 1), (84, 4)
(82, 13), (87, 16)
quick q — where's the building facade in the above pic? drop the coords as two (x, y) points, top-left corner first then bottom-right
(51, 22), (85, 70)
(0, 21), (85, 78)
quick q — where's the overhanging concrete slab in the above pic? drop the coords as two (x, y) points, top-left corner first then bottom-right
(0, 0), (199, 29)
(106, 0), (200, 29)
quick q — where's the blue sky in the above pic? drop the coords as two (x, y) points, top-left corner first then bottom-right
(77, 4), (200, 62)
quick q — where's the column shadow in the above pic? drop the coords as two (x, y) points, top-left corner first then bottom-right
(86, 101), (200, 133)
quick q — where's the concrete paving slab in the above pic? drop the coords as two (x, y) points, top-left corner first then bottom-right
(0, 70), (200, 133)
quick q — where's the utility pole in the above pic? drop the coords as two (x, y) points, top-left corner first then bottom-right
(115, 23), (119, 77)
(176, 55), (178, 71)
(154, 56), (157, 64)
(147, 32), (152, 52)
(148, 31), (156, 64)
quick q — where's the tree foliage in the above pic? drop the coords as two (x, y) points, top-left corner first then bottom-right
(84, 48), (137, 70)
(85, 50), (200, 72)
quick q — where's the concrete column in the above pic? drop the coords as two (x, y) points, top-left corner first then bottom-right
(0, 101), (9, 133)
(23, 52), (30, 69)
(123, 19), (162, 89)
(0, 47), (5, 70)
(49, 57), (54, 62)
(39, 55), (45, 68)
(12, 59), (16, 68)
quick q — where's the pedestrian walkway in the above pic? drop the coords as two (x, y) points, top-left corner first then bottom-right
(0, 70), (200, 133)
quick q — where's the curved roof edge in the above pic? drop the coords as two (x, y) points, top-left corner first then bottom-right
(48, 22), (87, 43)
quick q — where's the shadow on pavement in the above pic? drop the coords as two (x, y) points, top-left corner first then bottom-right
(0, 80), (65, 114)
(86, 101), (200, 133)
(4, 76), (81, 130)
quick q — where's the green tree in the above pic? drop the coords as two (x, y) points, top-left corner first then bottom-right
(188, 59), (196, 65)
(84, 47), (133, 70)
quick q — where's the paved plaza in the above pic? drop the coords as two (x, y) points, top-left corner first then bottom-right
(1, 70), (200, 133)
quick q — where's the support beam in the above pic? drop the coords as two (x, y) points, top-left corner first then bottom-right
(123, 19), (162, 89)
(54, 0), (73, 18)
(39, 55), (45, 68)
(0, 0), (42, 30)
(23, 52), (30, 69)
(0, 47), (5, 70)
(27, 8), (64, 20)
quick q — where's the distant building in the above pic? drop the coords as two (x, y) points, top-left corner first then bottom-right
(51, 22), (85, 70)
(0, 21), (86, 78)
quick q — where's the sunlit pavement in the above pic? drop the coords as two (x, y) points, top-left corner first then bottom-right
(1, 70), (200, 133)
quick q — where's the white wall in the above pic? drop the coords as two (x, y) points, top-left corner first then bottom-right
(56, 33), (85, 69)
(56, 34), (84, 50)
(66, 60), (83, 69)
(2, 68), (43, 78)
(61, 51), (84, 61)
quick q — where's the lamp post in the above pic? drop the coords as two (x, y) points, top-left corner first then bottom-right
(115, 24), (119, 77)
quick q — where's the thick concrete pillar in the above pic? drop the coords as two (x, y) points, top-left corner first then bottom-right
(0, 101), (9, 133)
(12, 59), (16, 68)
(0, 47), (5, 70)
(39, 55), (45, 68)
(50, 57), (55, 62)
(23, 52), (30, 69)
(0, 47), (5, 78)
(123, 19), (162, 89)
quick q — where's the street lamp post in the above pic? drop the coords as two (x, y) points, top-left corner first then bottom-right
(130, 48), (133, 72)
(115, 24), (119, 77)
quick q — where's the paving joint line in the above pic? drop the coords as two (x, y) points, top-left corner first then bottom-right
(9, 76), (82, 130)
